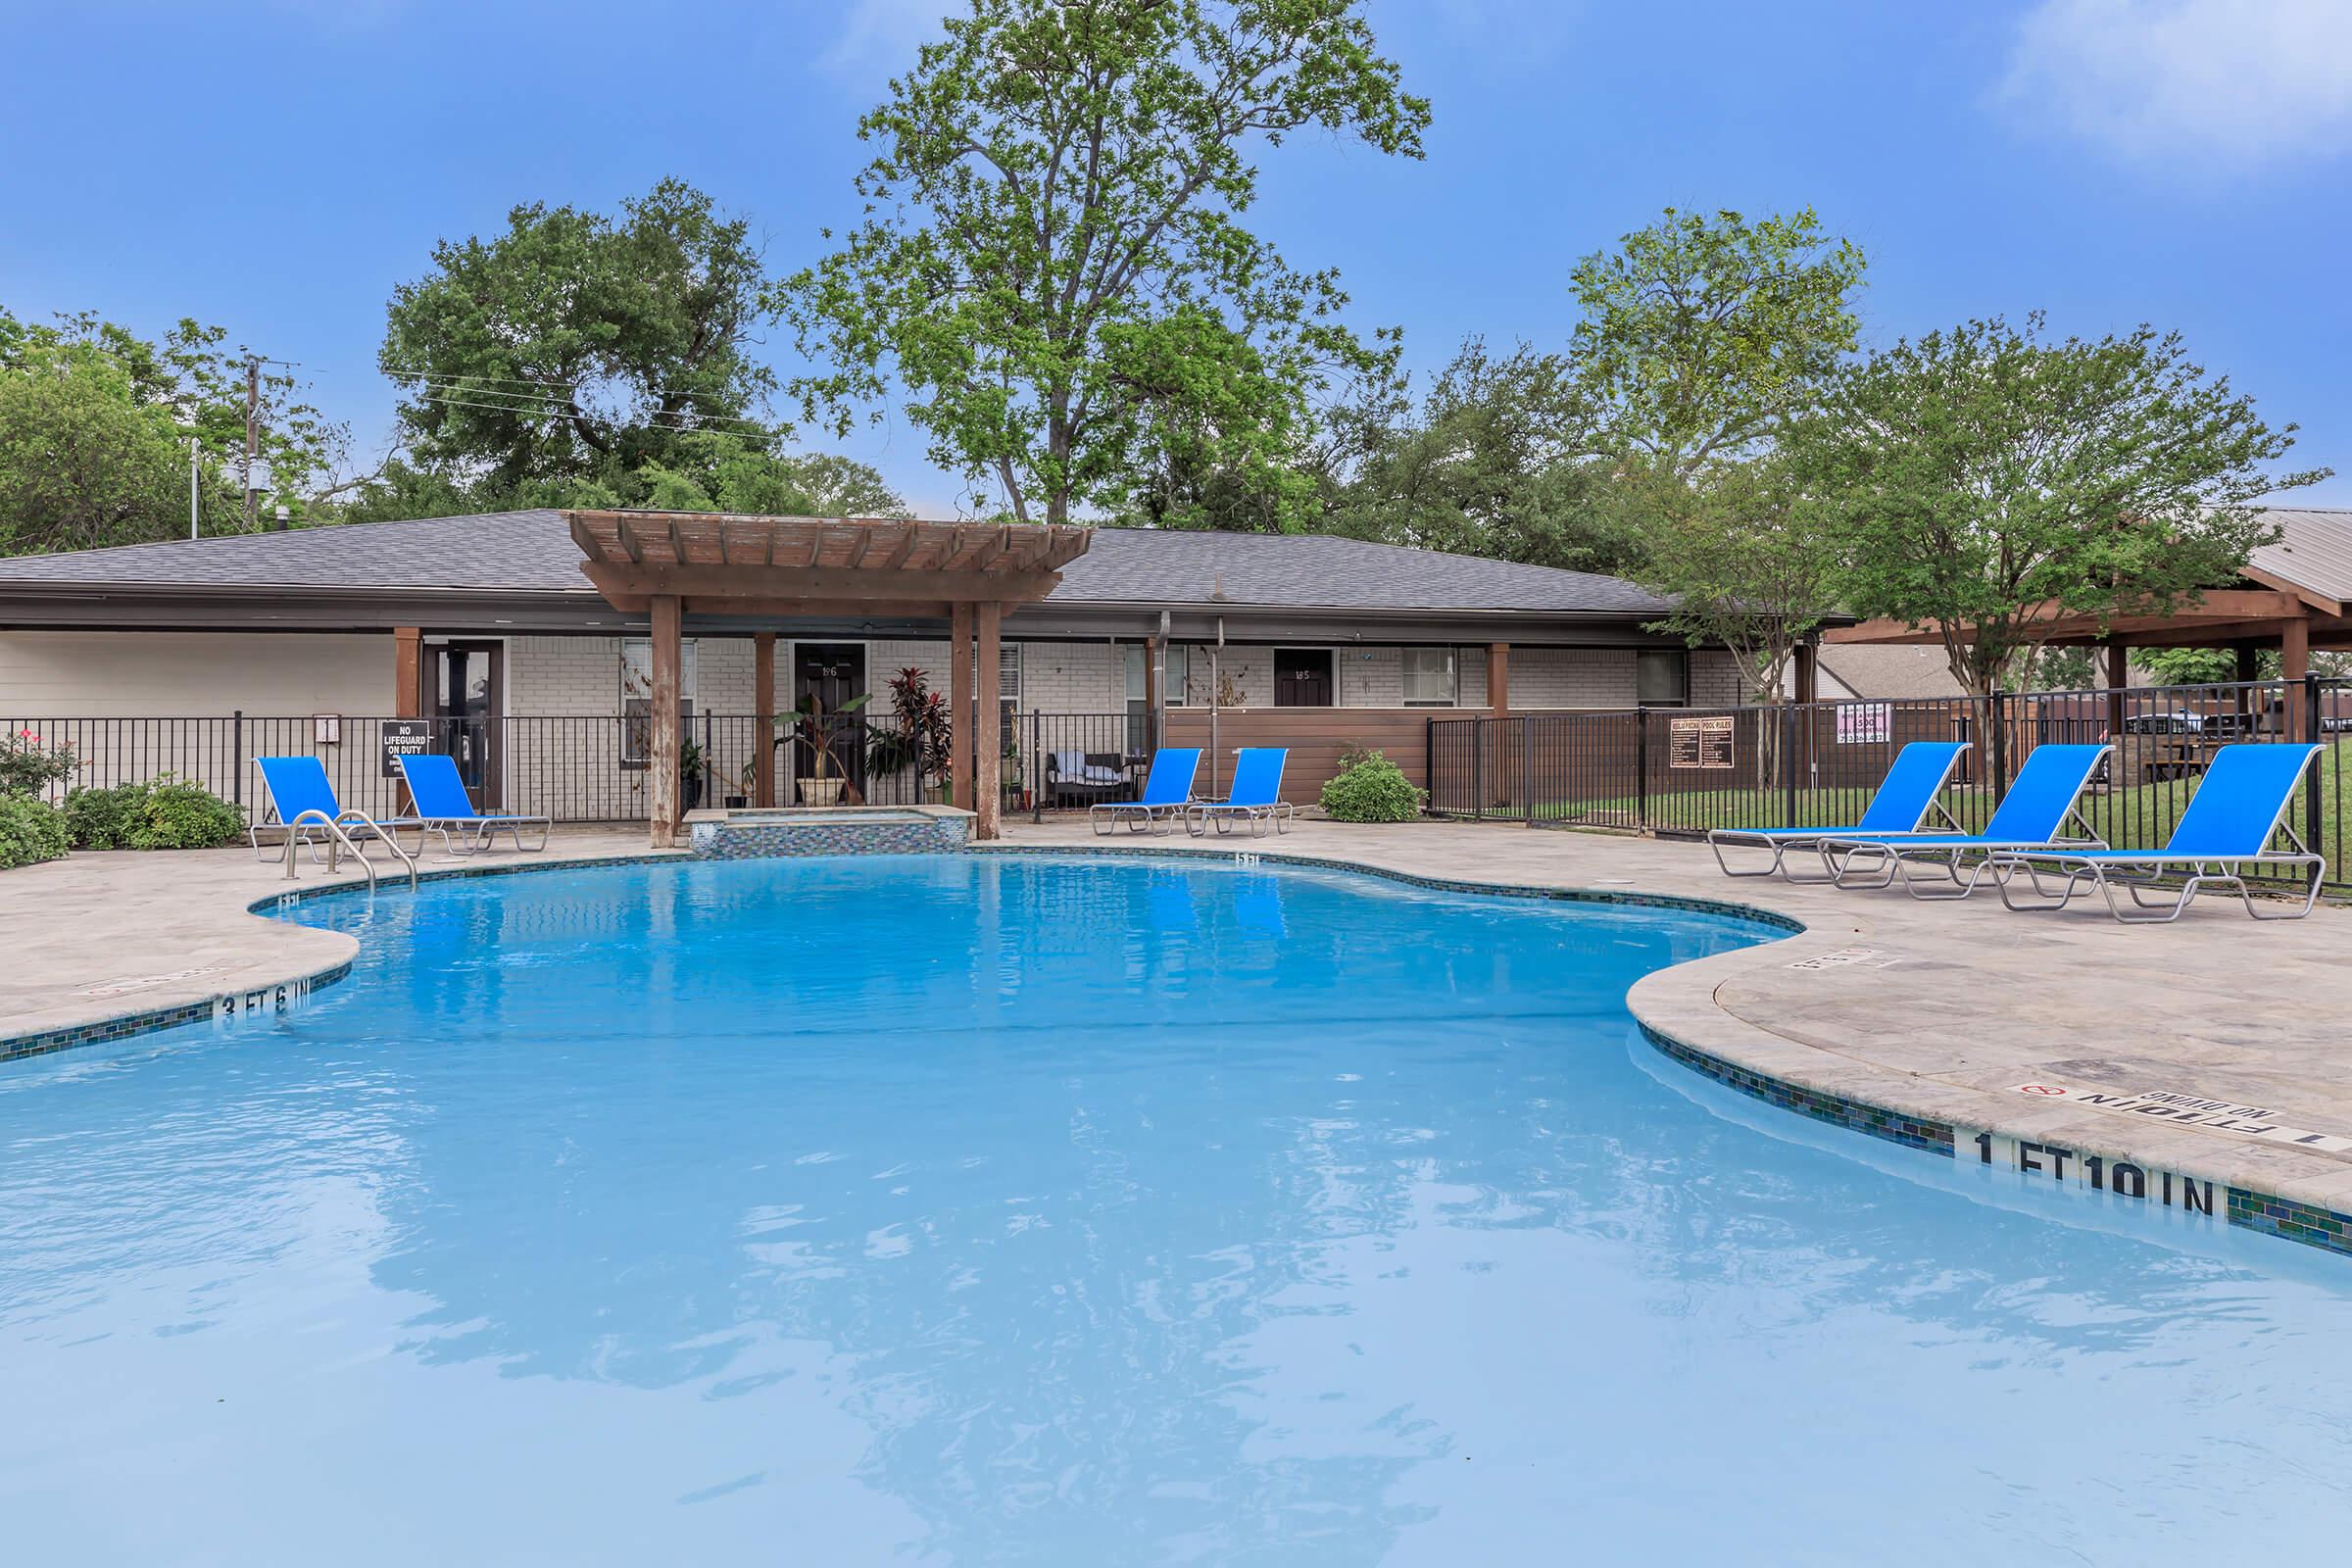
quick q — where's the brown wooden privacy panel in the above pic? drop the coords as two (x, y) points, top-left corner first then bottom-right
(1161, 708), (1494, 801)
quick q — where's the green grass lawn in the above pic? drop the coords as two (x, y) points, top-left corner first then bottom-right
(1506, 739), (2350, 863)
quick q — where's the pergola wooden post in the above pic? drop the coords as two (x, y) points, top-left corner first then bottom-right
(2283, 612), (2310, 736)
(976, 601), (1003, 838)
(649, 594), (683, 848)
(564, 512), (1088, 848)
(950, 603), (974, 810)
(753, 630), (776, 808)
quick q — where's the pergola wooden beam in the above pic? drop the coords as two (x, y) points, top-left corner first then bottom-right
(565, 510), (1091, 847)
(1825, 590), (2309, 648)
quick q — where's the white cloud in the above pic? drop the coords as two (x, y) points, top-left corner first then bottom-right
(2001, 0), (2352, 166)
(816, 0), (956, 81)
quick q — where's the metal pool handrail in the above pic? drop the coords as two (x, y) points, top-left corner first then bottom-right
(278, 808), (417, 892)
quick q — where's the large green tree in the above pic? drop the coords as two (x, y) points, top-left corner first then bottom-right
(1571, 207), (1866, 478)
(0, 340), (187, 554)
(0, 308), (351, 553)
(1802, 314), (2328, 695)
(1561, 208), (1868, 680)
(375, 178), (902, 518)
(778, 0), (1428, 526)
(381, 177), (782, 492)
(1326, 337), (1636, 571)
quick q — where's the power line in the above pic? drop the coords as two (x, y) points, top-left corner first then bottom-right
(412, 391), (786, 437)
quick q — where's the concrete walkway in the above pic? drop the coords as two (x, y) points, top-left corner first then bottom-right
(5, 818), (2349, 1222)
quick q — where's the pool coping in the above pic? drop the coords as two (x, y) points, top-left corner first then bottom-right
(8, 837), (2349, 1263)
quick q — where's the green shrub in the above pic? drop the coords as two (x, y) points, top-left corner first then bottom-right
(1319, 751), (1427, 823)
(63, 782), (143, 850)
(130, 777), (246, 850)
(61, 776), (245, 851)
(0, 794), (71, 869)
(0, 731), (78, 798)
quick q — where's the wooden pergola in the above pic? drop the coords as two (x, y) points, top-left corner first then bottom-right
(566, 510), (1092, 847)
(1825, 585), (2349, 727)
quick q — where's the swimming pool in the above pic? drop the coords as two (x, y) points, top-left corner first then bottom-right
(4, 854), (2350, 1561)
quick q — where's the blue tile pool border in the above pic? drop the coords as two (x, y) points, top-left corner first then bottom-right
(8, 839), (2349, 1267)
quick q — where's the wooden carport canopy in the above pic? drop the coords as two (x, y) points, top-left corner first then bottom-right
(566, 510), (1092, 847)
(1825, 582), (2350, 724)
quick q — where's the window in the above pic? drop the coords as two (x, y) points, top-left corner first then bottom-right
(1636, 648), (1689, 708)
(1166, 645), (1191, 706)
(620, 638), (699, 765)
(999, 643), (1022, 751)
(1401, 647), (1457, 708)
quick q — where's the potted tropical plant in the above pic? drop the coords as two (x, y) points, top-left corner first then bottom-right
(881, 666), (956, 804)
(678, 736), (709, 813)
(789, 690), (868, 807)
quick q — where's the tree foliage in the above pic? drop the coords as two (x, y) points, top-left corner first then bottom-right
(382, 178), (780, 490)
(778, 0), (1428, 525)
(1802, 314), (2328, 695)
(1570, 207), (1865, 478)
(1325, 338), (1637, 571)
(372, 179), (902, 520)
(0, 308), (351, 554)
(1630, 458), (1844, 703)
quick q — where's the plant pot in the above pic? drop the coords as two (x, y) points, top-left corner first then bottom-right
(799, 777), (846, 808)
(723, 794), (748, 810)
(682, 776), (706, 813)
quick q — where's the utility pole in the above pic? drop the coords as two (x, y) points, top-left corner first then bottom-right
(243, 354), (260, 531)
(189, 437), (200, 540)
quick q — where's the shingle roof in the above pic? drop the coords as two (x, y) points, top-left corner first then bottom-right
(0, 509), (1678, 616)
(2245, 507), (2352, 610)
(0, 510), (584, 593)
(1815, 644), (1968, 701)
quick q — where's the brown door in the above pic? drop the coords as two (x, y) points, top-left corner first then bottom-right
(429, 641), (504, 807)
(792, 643), (868, 802)
(1275, 649), (1333, 708)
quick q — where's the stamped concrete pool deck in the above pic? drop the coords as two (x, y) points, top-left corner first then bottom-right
(5, 819), (2350, 1219)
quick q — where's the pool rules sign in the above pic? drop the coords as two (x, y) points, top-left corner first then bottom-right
(379, 719), (431, 778)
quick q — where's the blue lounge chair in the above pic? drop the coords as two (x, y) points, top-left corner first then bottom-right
(1708, 741), (1969, 880)
(1992, 743), (2327, 922)
(1091, 747), (1200, 836)
(251, 755), (415, 864)
(1186, 748), (1293, 838)
(1815, 743), (2111, 899)
(396, 752), (552, 855)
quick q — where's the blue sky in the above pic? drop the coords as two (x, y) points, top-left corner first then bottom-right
(4, 0), (2347, 514)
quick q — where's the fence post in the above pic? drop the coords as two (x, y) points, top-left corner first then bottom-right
(1521, 716), (1535, 825)
(1635, 710), (1649, 833)
(1424, 718), (1435, 816)
(1988, 689), (2009, 805)
(231, 710), (244, 808)
(1472, 718), (1485, 822)
(1783, 701), (1799, 830)
(2305, 672), (2324, 861)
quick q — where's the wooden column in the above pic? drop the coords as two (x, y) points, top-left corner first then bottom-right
(393, 627), (423, 717)
(2104, 642), (2129, 741)
(951, 602), (975, 811)
(2282, 614), (2311, 737)
(753, 631), (776, 808)
(976, 601), (1003, 840)
(649, 594), (682, 849)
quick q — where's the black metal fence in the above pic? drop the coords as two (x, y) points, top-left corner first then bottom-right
(1428, 677), (2352, 893)
(2, 709), (1159, 826)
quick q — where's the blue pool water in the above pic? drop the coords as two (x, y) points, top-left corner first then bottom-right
(4, 855), (2351, 1563)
